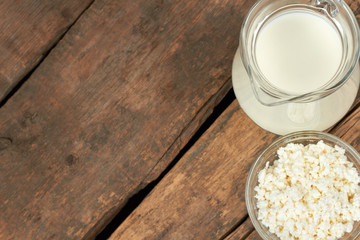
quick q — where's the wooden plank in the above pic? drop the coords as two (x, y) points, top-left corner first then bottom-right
(244, 231), (262, 240)
(109, 102), (276, 239)
(0, 0), (93, 102)
(332, 106), (360, 145)
(224, 217), (254, 240)
(109, 1), (360, 239)
(0, 0), (245, 239)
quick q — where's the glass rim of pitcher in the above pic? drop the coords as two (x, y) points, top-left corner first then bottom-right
(240, 0), (360, 105)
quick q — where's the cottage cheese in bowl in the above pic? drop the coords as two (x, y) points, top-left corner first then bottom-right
(245, 132), (360, 240)
(255, 141), (360, 239)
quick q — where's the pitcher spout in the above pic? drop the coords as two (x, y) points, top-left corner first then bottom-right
(312, 0), (339, 17)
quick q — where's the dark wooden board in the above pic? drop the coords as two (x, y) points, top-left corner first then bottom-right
(244, 231), (262, 240)
(0, 0), (93, 102)
(109, 102), (276, 239)
(0, 0), (246, 239)
(224, 217), (254, 240)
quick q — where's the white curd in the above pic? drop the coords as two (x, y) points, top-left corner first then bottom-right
(255, 141), (360, 240)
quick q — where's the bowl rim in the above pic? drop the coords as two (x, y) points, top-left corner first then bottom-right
(245, 130), (360, 239)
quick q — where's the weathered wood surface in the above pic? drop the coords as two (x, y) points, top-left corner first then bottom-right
(224, 217), (254, 240)
(108, 0), (360, 239)
(0, 0), (93, 102)
(244, 231), (262, 240)
(109, 102), (276, 239)
(0, 0), (249, 239)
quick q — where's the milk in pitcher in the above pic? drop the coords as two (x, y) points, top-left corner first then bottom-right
(255, 11), (342, 94)
(232, 7), (360, 135)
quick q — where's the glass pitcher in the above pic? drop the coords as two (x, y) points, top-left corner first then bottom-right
(232, 0), (360, 135)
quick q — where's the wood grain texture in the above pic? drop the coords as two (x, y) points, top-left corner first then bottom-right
(0, 0), (243, 239)
(332, 106), (360, 148)
(244, 231), (262, 240)
(0, 0), (93, 102)
(225, 217), (254, 240)
(109, 2), (360, 239)
(347, 0), (360, 23)
(109, 102), (276, 239)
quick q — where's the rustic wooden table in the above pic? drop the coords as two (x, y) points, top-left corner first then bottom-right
(1, 0), (360, 239)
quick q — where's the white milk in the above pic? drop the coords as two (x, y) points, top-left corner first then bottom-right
(255, 12), (342, 94)
(232, 10), (360, 135)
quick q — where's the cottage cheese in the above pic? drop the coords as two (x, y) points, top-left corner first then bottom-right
(255, 141), (360, 240)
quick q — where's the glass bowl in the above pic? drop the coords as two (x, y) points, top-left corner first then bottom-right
(245, 131), (360, 239)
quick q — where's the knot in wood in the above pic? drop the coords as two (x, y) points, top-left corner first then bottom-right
(0, 137), (12, 151)
(65, 154), (79, 166)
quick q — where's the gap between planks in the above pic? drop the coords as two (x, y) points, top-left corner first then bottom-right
(0, 1), (243, 238)
(95, 88), (236, 239)
(219, 215), (250, 240)
(0, 0), (96, 108)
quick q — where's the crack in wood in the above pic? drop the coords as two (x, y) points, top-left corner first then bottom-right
(141, 77), (232, 185)
(95, 88), (235, 239)
(0, 0), (96, 109)
(0, 137), (12, 151)
(219, 215), (249, 240)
